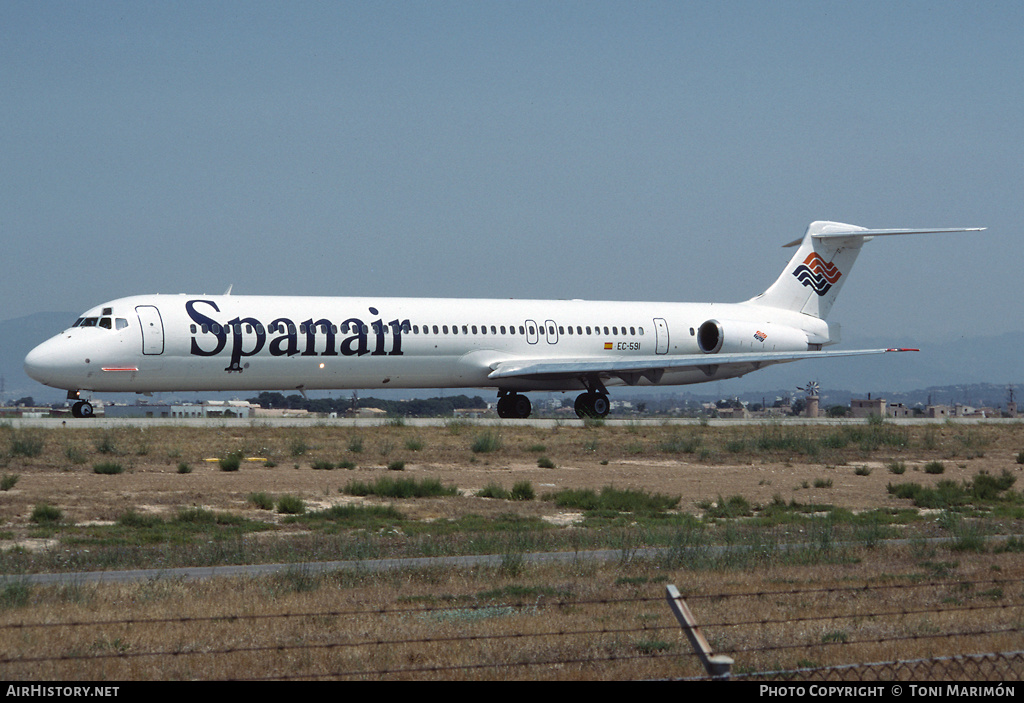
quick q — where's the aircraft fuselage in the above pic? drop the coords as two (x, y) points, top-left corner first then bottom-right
(24, 293), (829, 395)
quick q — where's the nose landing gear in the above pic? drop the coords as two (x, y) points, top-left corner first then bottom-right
(68, 391), (95, 419)
(71, 401), (94, 418)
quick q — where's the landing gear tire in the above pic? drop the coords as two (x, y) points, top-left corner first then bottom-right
(496, 393), (532, 419)
(574, 392), (610, 419)
(71, 401), (94, 419)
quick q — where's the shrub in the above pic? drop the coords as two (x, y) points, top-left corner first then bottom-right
(249, 492), (274, 510)
(31, 503), (62, 524)
(10, 431), (44, 458)
(0, 581), (32, 610)
(702, 494), (753, 518)
(219, 452), (242, 472)
(311, 460), (335, 470)
(342, 476), (457, 499)
(117, 511), (162, 528)
(510, 481), (535, 501)
(537, 456), (556, 469)
(176, 462), (192, 474)
(854, 466), (871, 476)
(477, 482), (509, 499)
(887, 461), (906, 475)
(63, 445), (88, 465)
(471, 431), (502, 454)
(547, 485), (680, 514)
(924, 461), (945, 474)
(0, 474), (19, 491)
(93, 432), (118, 455)
(387, 460), (406, 471)
(968, 470), (1016, 501)
(93, 461), (124, 475)
(276, 495), (306, 514)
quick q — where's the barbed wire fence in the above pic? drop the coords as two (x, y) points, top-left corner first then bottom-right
(0, 577), (1021, 680)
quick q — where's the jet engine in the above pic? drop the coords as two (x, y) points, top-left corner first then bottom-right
(697, 319), (809, 354)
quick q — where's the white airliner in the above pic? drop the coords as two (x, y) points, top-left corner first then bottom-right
(24, 221), (980, 419)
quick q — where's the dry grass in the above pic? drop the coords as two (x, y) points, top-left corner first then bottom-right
(1, 546), (1022, 680)
(0, 420), (1023, 680)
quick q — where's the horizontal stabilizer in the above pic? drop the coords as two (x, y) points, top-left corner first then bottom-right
(783, 226), (984, 247)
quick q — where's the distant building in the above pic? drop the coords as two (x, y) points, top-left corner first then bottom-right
(453, 407), (491, 418)
(887, 402), (913, 418)
(850, 396), (885, 418)
(953, 404), (999, 418)
(105, 400), (255, 419)
(717, 406), (751, 419)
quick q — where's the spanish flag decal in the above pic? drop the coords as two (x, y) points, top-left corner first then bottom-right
(604, 342), (613, 350)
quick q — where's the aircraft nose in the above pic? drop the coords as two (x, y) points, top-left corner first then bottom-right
(24, 337), (69, 386)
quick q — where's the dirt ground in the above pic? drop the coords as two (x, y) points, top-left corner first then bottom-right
(2, 420), (1022, 538)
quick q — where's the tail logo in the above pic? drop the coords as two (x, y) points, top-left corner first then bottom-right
(792, 253), (842, 296)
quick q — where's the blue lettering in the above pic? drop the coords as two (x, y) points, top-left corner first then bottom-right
(184, 301), (404, 366)
(226, 317), (266, 372)
(186, 300), (227, 356)
(269, 318), (299, 356)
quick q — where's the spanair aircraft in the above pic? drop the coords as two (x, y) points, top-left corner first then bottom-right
(24, 221), (981, 419)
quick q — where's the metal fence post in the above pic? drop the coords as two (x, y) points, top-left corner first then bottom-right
(666, 584), (734, 679)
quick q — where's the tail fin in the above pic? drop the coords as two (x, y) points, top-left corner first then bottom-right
(746, 221), (983, 319)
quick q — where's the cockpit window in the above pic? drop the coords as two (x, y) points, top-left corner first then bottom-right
(115, 318), (129, 330)
(99, 317), (112, 329)
(81, 318), (99, 327)
(72, 318), (84, 327)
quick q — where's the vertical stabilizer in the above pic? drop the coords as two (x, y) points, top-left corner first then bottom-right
(746, 221), (868, 319)
(745, 221), (983, 320)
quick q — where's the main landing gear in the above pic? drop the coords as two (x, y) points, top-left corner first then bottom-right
(496, 376), (612, 420)
(573, 373), (611, 419)
(573, 392), (610, 419)
(496, 391), (532, 419)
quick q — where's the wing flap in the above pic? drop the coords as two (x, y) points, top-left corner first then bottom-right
(488, 348), (916, 382)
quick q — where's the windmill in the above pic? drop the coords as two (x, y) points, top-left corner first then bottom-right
(798, 381), (821, 418)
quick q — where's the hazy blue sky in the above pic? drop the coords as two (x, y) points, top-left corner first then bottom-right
(3, 0), (1020, 354)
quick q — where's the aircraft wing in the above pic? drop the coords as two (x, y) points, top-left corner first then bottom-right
(487, 348), (917, 385)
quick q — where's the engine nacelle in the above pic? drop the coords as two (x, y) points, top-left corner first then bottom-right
(697, 319), (809, 354)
